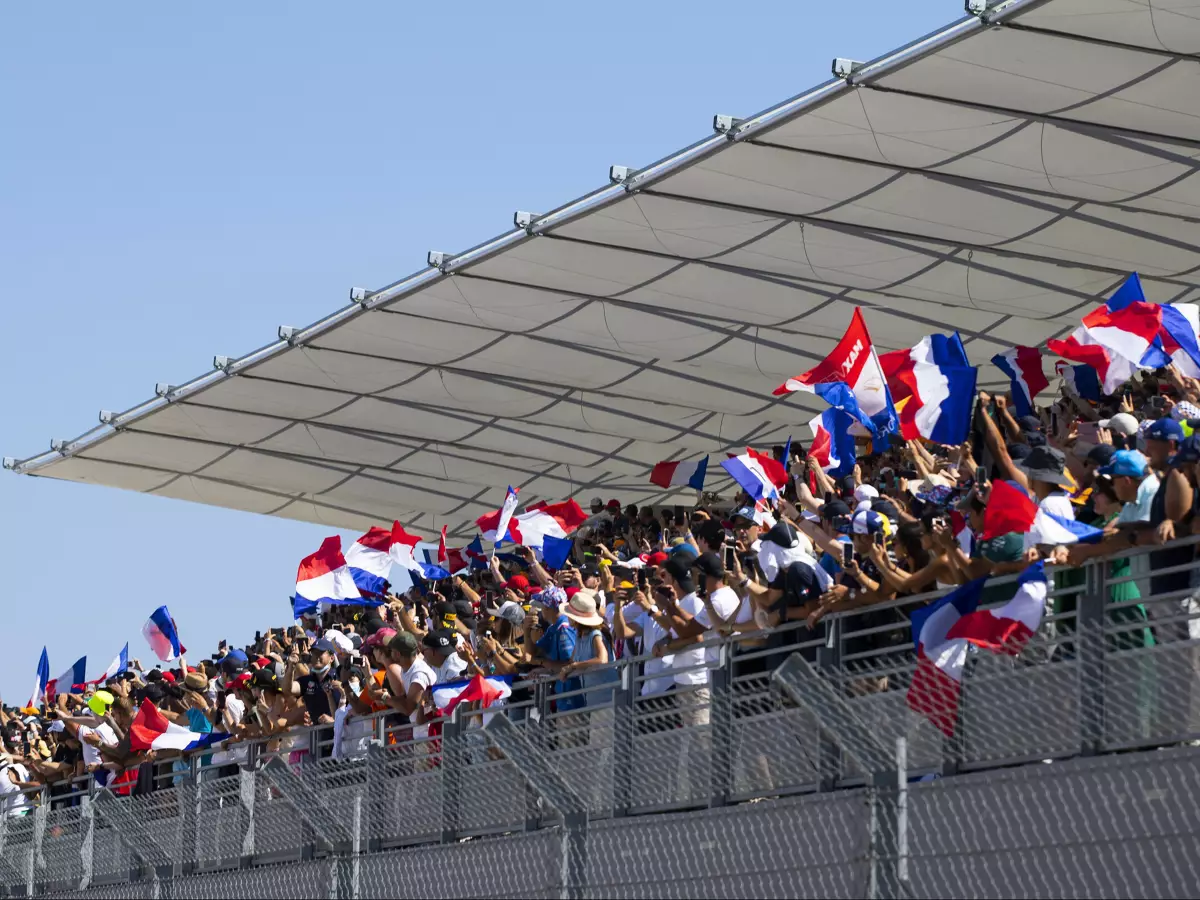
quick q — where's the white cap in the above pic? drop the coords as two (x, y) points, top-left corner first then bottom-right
(856, 499), (874, 512)
(47, 721), (65, 734)
(853, 484), (879, 504)
(323, 629), (354, 655)
(1100, 413), (1139, 436)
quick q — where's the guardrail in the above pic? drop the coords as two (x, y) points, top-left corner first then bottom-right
(4, 539), (1200, 897)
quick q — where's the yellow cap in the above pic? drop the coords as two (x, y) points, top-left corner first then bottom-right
(599, 558), (612, 567)
(87, 690), (115, 717)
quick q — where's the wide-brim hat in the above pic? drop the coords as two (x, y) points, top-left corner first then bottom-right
(560, 589), (604, 627)
(1017, 446), (1072, 488)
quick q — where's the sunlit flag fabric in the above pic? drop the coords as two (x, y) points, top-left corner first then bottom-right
(344, 527), (396, 596)
(1048, 281), (1166, 394)
(431, 673), (512, 717)
(982, 480), (1102, 550)
(774, 308), (899, 440)
(388, 521), (424, 571)
(438, 526), (448, 567)
(991, 346), (1048, 418)
(292, 537), (368, 619)
(464, 535), (488, 571)
(879, 333), (976, 445)
(476, 498), (587, 550)
(807, 406), (856, 478)
(129, 699), (228, 752)
(541, 534), (574, 570)
(1056, 360), (1102, 404)
(649, 457), (709, 491)
(1107, 272), (1200, 378)
(906, 577), (986, 737)
(482, 486), (520, 546)
(143, 605), (182, 661)
(721, 447), (787, 502)
(907, 564), (1048, 736)
(87, 643), (129, 687)
(26, 647), (49, 711)
(46, 656), (87, 704)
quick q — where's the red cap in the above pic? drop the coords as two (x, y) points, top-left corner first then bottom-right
(565, 586), (581, 599)
(640, 551), (669, 566)
(224, 672), (252, 691)
(255, 657), (273, 669)
(160, 672), (176, 684)
(503, 575), (532, 594)
(606, 499), (621, 510)
(364, 628), (397, 648)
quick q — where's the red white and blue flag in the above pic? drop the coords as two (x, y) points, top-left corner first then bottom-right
(87, 643), (129, 687)
(721, 447), (789, 502)
(774, 308), (899, 441)
(432, 673), (513, 717)
(983, 479), (1102, 550)
(1108, 272), (1200, 378)
(26, 647), (49, 711)
(476, 498), (587, 550)
(344, 527), (398, 596)
(292, 537), (365, 619)
(881, 333), (977, 445)
(807, 405), (856, 478)
(489, 486), (521, 546)
(129, 699), (228, 752)
(143, 605), (182, 662)
(46, 656), (87, 704)
(1056, 360), (1102, 404)
(649, 457), (709, 491)
(907, 563), (1047, 736)
(991, 346), (1048, 418)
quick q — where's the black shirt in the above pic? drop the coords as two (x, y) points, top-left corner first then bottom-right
(297, 671), (343, 722)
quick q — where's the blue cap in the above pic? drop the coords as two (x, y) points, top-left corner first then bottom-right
(311, 638), (339, 655)
(670, 542), (699, 560)
(1146, 417), (1184, 443)
(850, 509), (885, 535)
(731, 506), (758, 523)
(1170, 435), (1200, 466)
(1099, 449), (1149, 479)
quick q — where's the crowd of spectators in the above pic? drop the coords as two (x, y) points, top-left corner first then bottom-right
(5, 365), (1200, 816)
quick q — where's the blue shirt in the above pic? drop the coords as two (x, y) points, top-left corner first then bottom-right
(536, 614), (584, 712)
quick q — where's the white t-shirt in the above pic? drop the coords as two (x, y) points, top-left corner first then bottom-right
(224, 694), (246, 729)
(631, 608), (674, 697)
(670, 593), (710, 687)
(402, 657), (436, 697)
(0, 764), (32, 817)
(695, 585), (741, 666)
(1039, 492), (1076, 520)
(78, 723), (118, 768)
(434, 653), (467, 685)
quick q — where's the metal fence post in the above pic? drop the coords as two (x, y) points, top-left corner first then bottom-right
(78, 794), (94, 892)
(815, 620), (843, 791)
(440, 706), (462, 844)
(708, 643), (734, 808)
(239, 767), (256, 864)
(1078, 559), (1107, 756)
(612, 662), (636, 817)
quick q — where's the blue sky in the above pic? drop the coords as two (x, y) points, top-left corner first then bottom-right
(0, 0), (957, 698)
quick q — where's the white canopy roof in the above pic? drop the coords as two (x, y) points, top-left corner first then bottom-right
(11, 0), (1200, 539)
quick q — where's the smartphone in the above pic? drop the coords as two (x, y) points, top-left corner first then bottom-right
(842, 542), (854, 566)
(218, 640), (228, 651)
(824, 491), (833, 505)
(636, 568), (649, 590)
(723, 544), (736, 570)
(873, 532), (884, 548)
(254, 631), (261, 643)
(1051, 410), (1059, 434)
(975, 465), (987, 484)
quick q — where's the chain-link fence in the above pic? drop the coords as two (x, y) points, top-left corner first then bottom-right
(7, 542), (1200, 898)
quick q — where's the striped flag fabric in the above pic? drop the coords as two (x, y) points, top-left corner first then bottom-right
(26, 647), (50, 711)
(992, 346), (1048, 417)
(721, 447), (787, 502)
(46, 656), (88, 704)
(129, 699), (228, 752)
(807, 406), (856, 478)
(431, 674), (513, 717)
(983, 479), (1102, 550)
(292, 537), (366, 618)
(880, 332), (977, 445)
(143, 605), (182, 661)
(649, 457), (709, 491)
(476, 498), (587, 550)
(1056, 360), (1102, 403)
(87, 643), (129, 687)
(344, 527), (397, 596)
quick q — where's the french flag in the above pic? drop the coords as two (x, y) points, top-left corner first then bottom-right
(1108, 272), (1200, 377)
(991, 346), (1048, 418)
(1048, 293), (1165, 394)
(947, 562), (1048, 656)
(143, 605), (182, 661)
(476, 498), (587, 550)
(489, 486), (521, 546)
(46, 656), (88, 704)
(906, 577), (986, 737)
(774, 308), (899, 441)
(721, 447), (788, 502)
(26, 647), (50, 710)
(344, 527), (398, 596)
(292, 537), (365, 619)
(649, 456), (709, 491)
(129, 699), (228, 752)
(880, 332), (977, 445)
(983, 479), (1102, 550)
(464, 535), (489, 571)
(907, 564), (1048, 736)
(431, 673), (513, 717)
(807, 406), (856, 478)
(87, 643), (129, 687)
(1055, 360), (1101, 403)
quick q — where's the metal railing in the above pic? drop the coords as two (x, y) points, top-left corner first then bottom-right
(5, 539), (1200, 897)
